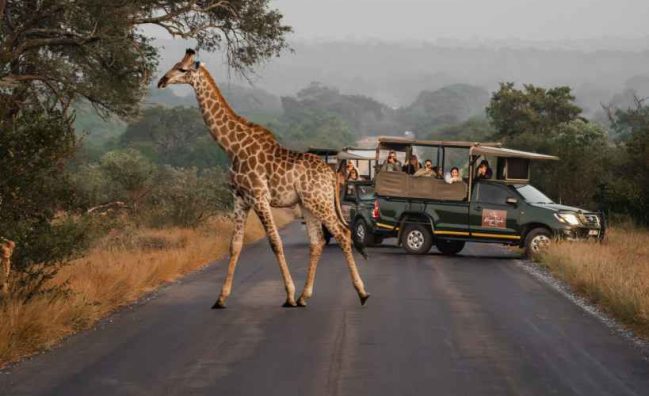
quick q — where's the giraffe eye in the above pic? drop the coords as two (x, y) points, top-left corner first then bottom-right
(178, 68), (189, 73)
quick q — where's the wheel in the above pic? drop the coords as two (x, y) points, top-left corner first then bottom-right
(401, 224), (433, 255)
(436, 239), (465, 255)
(353, 218), (377, 246)
(524, 228), (552, 257)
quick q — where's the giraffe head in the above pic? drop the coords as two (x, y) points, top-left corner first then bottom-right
(157, 49), (202, 88)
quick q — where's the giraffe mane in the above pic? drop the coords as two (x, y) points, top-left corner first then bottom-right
(200, 67), (279, 143)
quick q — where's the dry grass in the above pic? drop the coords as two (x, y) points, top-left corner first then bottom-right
(539, 226), (649, 337)
(0, 209), (293, 367)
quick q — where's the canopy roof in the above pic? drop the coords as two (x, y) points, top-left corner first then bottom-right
(470, 146), (559, 161)
(337, 151), (374, 160)
(377, 136), (502, 149)
(306, 147), (338, 156)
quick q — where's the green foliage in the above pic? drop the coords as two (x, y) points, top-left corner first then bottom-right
(398, 84), (490, 134)
(120, 106), (229, 168)
(0, 109), (81, 271)
(146, 167), (233, 228)
(269, 108), (356, 151)
(487, 83), (582, 139)
(534, 120), (610, 207)
(98, 149), (156, 207)
(486, 83), (608, 208)
(602, 100), (649, 225)
(282, 82), (398, 136)
(425, 116), (496, 141)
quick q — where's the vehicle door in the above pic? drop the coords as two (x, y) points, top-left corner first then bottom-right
(469, 182), (521, 242)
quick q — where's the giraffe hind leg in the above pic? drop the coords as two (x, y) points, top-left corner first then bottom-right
(320, 208), (370, 306)
(297, 206), (325, 307)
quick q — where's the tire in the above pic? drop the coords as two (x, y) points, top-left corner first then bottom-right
(524, 227), (552, 257)
(401, 224), (434, 255)
(436, 239), (465, 255)
(352, 218), (376, 246)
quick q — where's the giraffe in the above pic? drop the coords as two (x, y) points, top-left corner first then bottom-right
(157, 49), (370, 308)
(1, 238), (15, 296)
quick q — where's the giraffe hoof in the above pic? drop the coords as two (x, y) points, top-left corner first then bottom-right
(359, 293), (371, 306)
(211, 300), (226, 309)
(282, 301), (298, 308)
(297, 298), (307, 307)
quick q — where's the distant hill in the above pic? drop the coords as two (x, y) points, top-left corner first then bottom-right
(151, 38), (649, 109)
(397, 84), (490, 132)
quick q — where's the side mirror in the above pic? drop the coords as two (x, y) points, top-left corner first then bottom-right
(506, 197), (518, 206)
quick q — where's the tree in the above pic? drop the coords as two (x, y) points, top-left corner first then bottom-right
(120, 106), (229, 168)
(0, 0), (291, 120)
(99, 149), (156, 209)
(486, 83), (609, 208)
(603, 98), (649, 225)
(0, 1), (290, 280)
(269, 107), (356, 151)
(486, 82), (582, 140)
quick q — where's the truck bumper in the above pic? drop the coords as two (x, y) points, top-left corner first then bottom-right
(556, 226), (603, 241)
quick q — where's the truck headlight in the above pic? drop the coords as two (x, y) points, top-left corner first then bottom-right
(554, 213), (580, 225)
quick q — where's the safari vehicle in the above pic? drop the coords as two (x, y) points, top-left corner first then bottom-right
(353, 137), (604, 256)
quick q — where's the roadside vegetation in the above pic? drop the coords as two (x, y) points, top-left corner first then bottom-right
(0, 209), (293, 367)
(539, 226), (649, 338)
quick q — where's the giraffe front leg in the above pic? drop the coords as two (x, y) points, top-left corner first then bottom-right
(254, 199), (297, 307)
(297, 207), (325, 307)
(212, 196), (250, 309)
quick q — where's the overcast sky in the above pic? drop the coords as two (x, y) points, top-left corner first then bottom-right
(272, 0), (649, 43)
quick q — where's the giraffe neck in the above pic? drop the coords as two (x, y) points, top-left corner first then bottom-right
(192, 67), (246, 157)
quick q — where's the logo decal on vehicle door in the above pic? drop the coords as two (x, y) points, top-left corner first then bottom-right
(482, 209), (507, 228)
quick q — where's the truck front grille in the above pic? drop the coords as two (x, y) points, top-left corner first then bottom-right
(582, 214), (600, 227)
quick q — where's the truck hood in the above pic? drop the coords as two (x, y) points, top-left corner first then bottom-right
(528, 202), (590, 213)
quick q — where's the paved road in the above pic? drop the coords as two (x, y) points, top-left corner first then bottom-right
(2, 222), (649, 396)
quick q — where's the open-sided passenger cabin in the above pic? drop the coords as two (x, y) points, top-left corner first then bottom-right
(374, 137), (557, 202)
(306, 147), (339, 172)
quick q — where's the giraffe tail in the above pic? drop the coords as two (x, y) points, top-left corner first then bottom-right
(333, 177), (368, 260)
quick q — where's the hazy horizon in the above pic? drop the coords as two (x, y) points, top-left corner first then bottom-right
(273, 0), (649, 45)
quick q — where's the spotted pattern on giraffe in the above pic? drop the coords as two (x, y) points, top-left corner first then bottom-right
(157, 49), (370, 308)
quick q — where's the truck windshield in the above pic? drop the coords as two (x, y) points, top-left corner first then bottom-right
(514, 184), (554, 204)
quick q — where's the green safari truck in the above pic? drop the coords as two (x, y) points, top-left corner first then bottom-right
(352, 137), (604, 256)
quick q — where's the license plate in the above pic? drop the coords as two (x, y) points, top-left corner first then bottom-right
(588, 230), (599, 236)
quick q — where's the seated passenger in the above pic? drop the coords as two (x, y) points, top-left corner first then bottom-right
(402, 154), (421, 175)
(445, 167), (462, 184)
(474, 159), (493, 183)
(432, 166), (442, 178)
(347, 168), (360, 181)
(414, 159), (435, 176)
(380, 152), (402, 172)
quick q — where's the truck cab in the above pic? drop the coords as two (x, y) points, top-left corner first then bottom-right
(354, 137), (604, 256)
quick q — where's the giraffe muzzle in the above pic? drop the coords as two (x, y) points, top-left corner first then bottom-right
(157, 76), (168, 88)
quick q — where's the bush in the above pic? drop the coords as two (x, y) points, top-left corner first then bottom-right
(144, 166), (232, 228)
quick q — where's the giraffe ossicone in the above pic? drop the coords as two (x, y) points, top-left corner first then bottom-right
(157, 49), (370, 308)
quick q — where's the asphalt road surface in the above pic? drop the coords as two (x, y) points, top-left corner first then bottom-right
(2, 222), (649, 396)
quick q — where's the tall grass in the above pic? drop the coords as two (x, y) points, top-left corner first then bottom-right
(539, 227), (649, 337)
(0, 209), (293, 367)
